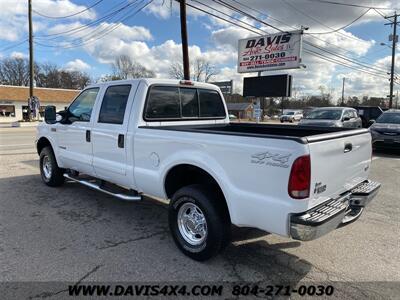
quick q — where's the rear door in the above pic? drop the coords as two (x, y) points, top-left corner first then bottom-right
(91, 84), (137, 187)
(307, 131), (371, 208)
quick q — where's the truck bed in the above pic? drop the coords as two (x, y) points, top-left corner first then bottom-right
(142, 123), (369, 144)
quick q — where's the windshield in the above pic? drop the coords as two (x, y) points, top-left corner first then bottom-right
(305, 109), (342, 120)
(376, 112), (400, 124)
(285, 112), (294, 115)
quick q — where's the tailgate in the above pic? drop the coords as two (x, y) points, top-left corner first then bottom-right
(307, 130), (372, 208)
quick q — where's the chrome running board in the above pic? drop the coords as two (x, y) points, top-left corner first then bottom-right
(63, 174), (142, 201)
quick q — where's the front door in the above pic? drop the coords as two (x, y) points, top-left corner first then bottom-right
(91, 84), (136, 187)
(58, 87), (100, 176)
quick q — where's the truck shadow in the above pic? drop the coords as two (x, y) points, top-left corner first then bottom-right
(0, 174), (312, 286)
(373, 148), (400, 157)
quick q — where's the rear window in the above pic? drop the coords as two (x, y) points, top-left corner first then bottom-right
(198, 89), (226, 118)
(145, 86), (180, 119)
(145, 85), (226, 120)
(181, 88), (199, 117)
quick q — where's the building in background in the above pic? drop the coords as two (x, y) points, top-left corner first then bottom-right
(226, 102), (253, 119)
(0, 85), (79, 123)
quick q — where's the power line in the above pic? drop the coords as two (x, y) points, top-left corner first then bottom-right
(186, 1), (391, 79)
(37, 0), (144, 44)
(0, 39), (28, 52)
(302, 0), (398, 11)
(228, 0), (365, 54)
(280, 0), (368, 41)
(33, 0), (104, 19)
(308, 8), (371, 34)
(35, 0), (135, 38)
(34, 0), (153, 49)
(304, 48), (389, 79)
(225, 0), (390, 73)
(374, 8), (387, 19)
(210, 0), (389, 74)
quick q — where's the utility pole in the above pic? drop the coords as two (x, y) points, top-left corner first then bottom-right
(179, 0), (190, 80)
(341, 77), (345, 106)
(28, 0), (34, 121)
(385, 12), (399, 109)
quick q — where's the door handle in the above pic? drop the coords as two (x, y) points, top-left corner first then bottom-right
(86, 130), (91, 142)
(118, 134), (124, 148)
(344, 143), (352, 153)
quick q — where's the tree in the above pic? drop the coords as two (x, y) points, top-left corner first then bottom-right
(0, 57), (30, 86)
(0, 57), (91, 89)
(169, 58), (219, 82)
(111, 54), (155, 79)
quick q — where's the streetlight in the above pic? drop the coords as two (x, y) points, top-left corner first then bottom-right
(380, 42), (393, 49)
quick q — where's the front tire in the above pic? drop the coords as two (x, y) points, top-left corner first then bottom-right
(39, 146), (64, 187)
(169, 184), (230, 261)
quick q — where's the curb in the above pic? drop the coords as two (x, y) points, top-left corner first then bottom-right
(0, 122), (40, 128)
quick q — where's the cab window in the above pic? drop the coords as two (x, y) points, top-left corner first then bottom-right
(145, 86), (226, 121)
(198, 89), (225, 118)
(145, 86), (180, 119)
(68, 88), (99, 122)
(98, 85), (131, 124)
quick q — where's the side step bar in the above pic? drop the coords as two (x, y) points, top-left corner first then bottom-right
(63, 174), (142, 201)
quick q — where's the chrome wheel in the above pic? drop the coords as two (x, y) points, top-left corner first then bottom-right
(177, 202), (207, 246)
(42, 155), (52, 180)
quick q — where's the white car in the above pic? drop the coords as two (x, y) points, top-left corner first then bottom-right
(36, 79), (380, 261)
(280, 111), (303, 123)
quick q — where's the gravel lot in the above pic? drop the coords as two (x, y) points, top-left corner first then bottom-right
(0, 127), (399, 298)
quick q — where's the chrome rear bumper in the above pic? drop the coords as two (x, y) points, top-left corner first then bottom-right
(290, 180), (381, 241)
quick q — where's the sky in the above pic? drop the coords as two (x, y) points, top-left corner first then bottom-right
(0, 0), (399, 101)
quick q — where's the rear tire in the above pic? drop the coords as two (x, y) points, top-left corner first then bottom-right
(39, 146), (64, 187)
(168, 184), (230, 261)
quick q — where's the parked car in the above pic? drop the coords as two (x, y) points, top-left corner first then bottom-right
(299, 107), (362, 128)
(36, 79), (380, 261)
(369, 109), (400, 149)
(280, 111), (303, 123)
(352, 106), (383, 128)
(229, 114), (237, 120)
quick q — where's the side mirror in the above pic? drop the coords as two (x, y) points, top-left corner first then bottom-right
(343, 116), (350, 122)
(44, 106), (57, 124)
(368, 119), (375, 126)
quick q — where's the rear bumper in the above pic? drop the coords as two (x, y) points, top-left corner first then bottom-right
(290, 180), (381, 241)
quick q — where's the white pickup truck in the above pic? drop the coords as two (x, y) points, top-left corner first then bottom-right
(37, 79), (380, 261)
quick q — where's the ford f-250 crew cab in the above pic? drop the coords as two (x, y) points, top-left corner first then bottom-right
(36, 79), (381, 261)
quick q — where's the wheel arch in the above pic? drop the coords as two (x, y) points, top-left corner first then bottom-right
(164, 163), (231, 223)
(36, 136), (53, 155)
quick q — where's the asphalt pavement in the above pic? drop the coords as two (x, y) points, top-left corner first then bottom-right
(0, 127), (399, 299)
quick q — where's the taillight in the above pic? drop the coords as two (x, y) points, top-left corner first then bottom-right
(288, 155), (311, 199)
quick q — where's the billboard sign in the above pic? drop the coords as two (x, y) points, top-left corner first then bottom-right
(209, 80), (233, 95)
(243, 75), (292, 97)
(238, 30), (302, 73)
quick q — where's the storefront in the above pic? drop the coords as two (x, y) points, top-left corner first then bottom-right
(0, 85), (79, 123)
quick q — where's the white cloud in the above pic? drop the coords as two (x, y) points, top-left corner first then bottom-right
(64, 59), (91, 72)
(33, 0), (97, 20)
(0, 0), (97, 42)
(10, 51), (27, 59)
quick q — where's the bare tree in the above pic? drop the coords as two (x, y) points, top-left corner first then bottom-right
(0, 57), (30, 86)
(111, 54), (155, 79)
(169, 58), (219, 82)
(169, 61), (185, 80)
